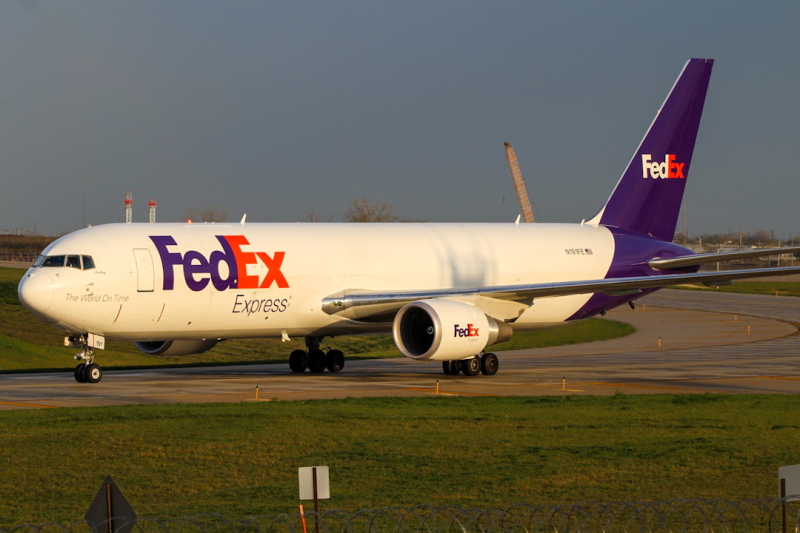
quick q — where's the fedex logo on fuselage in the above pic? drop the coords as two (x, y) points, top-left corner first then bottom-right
(150, 235), (288, 292)
(641, 154), (685, 179)
(454, 324), (479, 338)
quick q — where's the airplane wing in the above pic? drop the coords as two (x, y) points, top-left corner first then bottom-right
(649, 246), (800, 270)
(322, 265), (800, 320)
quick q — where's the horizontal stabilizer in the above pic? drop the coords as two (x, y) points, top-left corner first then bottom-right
(649, 246), (800, 270)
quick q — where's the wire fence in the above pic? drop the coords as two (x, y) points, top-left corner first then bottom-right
(0, 253), (35, 263)
(4, 499), (800, 533)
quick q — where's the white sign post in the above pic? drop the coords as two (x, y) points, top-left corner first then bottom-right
(778, 464), (800, 533)
(299, 466), (329, 533)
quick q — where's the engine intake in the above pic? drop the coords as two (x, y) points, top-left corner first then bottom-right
(134, 339), (218, 356)
(392, 299), (512, 361)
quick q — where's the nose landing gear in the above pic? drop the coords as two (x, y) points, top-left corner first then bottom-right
(68, 335), (104, 383)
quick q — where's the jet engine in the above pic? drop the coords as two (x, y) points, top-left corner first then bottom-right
(392, 299), (512, 361)
(134, 339), (219, 356)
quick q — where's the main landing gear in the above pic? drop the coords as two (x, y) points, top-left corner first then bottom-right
(442, 352), (499, 377)
(69, 336), (103, 384)
(289, 337), (345, 374)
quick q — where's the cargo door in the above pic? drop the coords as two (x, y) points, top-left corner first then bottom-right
(133, 249), (155, 292)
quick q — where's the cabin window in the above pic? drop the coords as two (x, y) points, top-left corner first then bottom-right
(41, 255), (65, 267)
(66, 255), (81, 269)
(82, 256), (95, 270)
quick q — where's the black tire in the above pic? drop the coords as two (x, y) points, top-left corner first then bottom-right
(325, 349), (345, 372)
(74, 363), (87, 383)
(462, 357), (481, 377)
(85, 363), (103, 383)
(481, 352), (499, 376)
(442, 361), (459, 375)
(307, 349), (327, 373)
(289, 349), (309, 373)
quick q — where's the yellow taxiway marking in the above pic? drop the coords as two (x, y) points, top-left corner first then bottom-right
(0, 401), (57, 409)
(404, 388), (501, 397)
(588, 382), (721, 393)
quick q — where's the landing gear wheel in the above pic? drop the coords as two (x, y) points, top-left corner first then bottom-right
(325, 349), (345, 373)
(289, 350), (309, 373)
(461, 357), (481, 377)
(74, 363), (87, 383)
(480, 352), (499, 376)
(85, 363), (103, 383)
(307, 349), (327, 373)
(442, 361), (460, 375)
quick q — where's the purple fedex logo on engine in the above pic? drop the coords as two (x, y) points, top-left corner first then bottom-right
(454, 324), (479, 338)
(150, 235), (288, 292)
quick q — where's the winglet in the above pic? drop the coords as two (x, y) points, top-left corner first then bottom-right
(240, 214), (247, 225)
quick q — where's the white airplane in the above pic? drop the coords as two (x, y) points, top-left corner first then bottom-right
(17, 58), (800, 383)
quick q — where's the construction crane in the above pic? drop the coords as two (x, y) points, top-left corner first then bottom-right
(504, 142), (535, 223)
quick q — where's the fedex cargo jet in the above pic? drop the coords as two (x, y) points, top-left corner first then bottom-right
(17, 58), (800, 383)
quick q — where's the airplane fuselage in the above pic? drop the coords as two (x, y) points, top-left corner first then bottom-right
(18, 222), (690, 342)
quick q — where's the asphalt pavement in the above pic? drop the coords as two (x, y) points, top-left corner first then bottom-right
(1, 289), (799, 410)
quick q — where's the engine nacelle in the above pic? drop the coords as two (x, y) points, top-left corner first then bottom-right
(392, 299), (512, 361)
(134, 339), (218, 356)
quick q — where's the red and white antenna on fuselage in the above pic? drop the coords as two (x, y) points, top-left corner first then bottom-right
(148, 199), (157, 223)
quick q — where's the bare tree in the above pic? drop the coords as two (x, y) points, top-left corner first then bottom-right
(344, 198), (397, 223)
(304, 210), (335, 222)
(182, 205), (227, 223)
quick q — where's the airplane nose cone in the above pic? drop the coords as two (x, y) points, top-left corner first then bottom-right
(18, 271), (55, 321)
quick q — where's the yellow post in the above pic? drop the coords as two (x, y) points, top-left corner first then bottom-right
(735, 314), (737, 322)
(658, 337), (661, 348)
(436, 380), (439, 394)
(255, 385), (259, 400)
(748, 324), (751, 335)
(562, 377), (565, 391)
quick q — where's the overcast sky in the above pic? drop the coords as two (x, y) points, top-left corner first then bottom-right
(1, 1), (799, 238)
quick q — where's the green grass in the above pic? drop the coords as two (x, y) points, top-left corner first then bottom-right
(0, 267), (633, 372)
(0, 395), (798, 525)
(673, 280), (800, 297)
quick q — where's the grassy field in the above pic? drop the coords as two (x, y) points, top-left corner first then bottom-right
(0, 267), (633, 372)
(674, 280), (800, 297)
(1, 395), (798, 525)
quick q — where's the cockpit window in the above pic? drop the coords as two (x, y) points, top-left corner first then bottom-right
(41, 255), (65, 267)
(36, 254), (96, 270)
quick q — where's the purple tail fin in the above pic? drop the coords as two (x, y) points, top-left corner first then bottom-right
(587, 58), (713, 241)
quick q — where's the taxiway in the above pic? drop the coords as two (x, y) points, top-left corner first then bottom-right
(1, 290), (799, 409)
